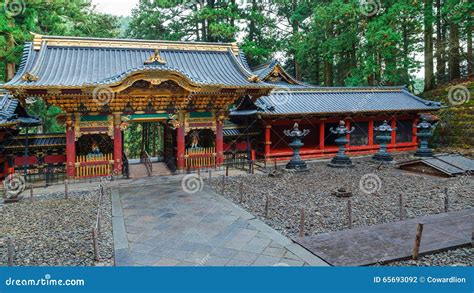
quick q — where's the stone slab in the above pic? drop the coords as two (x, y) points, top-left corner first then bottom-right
(295, 208), (473, 266)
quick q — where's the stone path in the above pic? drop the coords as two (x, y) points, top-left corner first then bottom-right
(112, 175), (327, 266)
(295, 208), (473, 266)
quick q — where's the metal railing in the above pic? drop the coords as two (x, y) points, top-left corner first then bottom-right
(122, 153), (130, 179)
(140, 150), (152, 177)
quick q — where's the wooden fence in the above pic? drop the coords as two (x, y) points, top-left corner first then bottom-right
(185, 147), (216, 169)
(75, 154), (113, 178)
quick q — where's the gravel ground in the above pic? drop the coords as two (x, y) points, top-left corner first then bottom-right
(380, 247), (473, 267)
(210, 154), (473, 266)
(0, 186), (114, 266)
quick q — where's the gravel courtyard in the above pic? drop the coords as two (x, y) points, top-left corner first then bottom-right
(0, 187), (113, 266)
(211, 154), (473, 265)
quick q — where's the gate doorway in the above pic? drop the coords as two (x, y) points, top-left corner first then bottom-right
(124, 121), (164, 163)
(123, 115), (173, 177)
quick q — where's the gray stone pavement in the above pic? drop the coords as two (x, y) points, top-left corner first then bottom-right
(112, 175), (328, 266)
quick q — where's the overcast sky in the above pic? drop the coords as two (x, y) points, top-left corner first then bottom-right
(92, 0), (138, 16)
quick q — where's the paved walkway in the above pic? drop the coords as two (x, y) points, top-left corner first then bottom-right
(112, 175), (327, 266)
(295, 208), (473, 266)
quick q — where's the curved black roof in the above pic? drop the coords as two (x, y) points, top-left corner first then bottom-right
(4, 34), (271, 90)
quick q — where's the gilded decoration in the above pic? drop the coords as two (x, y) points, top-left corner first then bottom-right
(247, 75), (261, 83)
(184, 112), (216, 134)
(74, 115), (114, 141)
(21, 72), (39, 82)
(144, 49), (166, 65)
(31, 33), (240, 56)
(168, 114), (181, 129)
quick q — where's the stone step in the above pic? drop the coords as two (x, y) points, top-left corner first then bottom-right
(128, 162), (172, 178)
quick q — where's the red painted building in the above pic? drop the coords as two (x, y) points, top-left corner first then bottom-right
(230, 60), (441, 161)
(1, 35), (441, 180)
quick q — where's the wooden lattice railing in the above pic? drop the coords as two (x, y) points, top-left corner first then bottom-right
(75, 154), (113, 178)
(185, 147), (216, 169)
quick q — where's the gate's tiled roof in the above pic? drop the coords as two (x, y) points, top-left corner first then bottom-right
(3, 34), (442, 116)
(4, 34), (271, 89)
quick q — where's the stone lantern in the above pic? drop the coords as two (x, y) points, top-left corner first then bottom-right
(284, 123), (310, 171)
(328, 120), (355, 168)
(372, 120), (396, 162)
(414, 117), (435, 157)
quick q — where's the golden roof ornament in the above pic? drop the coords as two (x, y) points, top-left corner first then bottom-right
(248, 75), (261, 83)
(21, 72), (39, 82)
(144, 49), (166, 65)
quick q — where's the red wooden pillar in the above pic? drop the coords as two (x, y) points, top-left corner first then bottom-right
(391, 117), (397, 147)
(345, 119), (351, 151)
(368, 119), (374, 147)
(177, 124), (185, 170)
(65, 116), (76, 178)
(412, 117), (419, 144)
(319, 121), (325, 151)
(113, 114), (122, 174)
(264, 124), (271, 159)
(216, 118), (224, 165)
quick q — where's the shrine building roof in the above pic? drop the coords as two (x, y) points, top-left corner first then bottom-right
(243, 60), (442, 116)
(4, 33), (271, 90)
(254, 87), (442, 116)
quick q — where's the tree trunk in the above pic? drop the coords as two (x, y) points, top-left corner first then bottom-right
(448, 22), (461, 80)
(435, 0), (446, 82)
(424, 0), (434, 91)
(195, 6), (200, 41)
(6, 63), (15, 81)
(314, 56), (320, 85)
(291, 0), (301, 80)
(324, 60), (333, 86)
(351, 43), (357, 68)
(467, 26), (473, 76)
(200, 0), (207, 41)
(337, 52), (345, 86)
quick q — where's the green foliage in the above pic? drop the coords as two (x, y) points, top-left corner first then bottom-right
(27, 98), (64, 133)
(126, 0), (278, 66)
(0, 0), (120, 133)
(0, 0), (120, 82)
